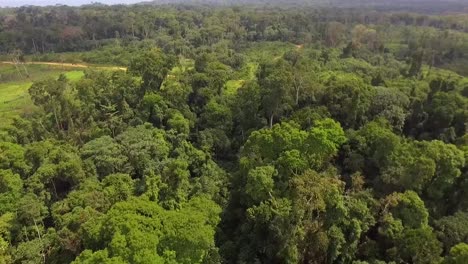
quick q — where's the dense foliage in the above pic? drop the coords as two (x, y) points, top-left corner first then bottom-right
(0, 1), (468, 264)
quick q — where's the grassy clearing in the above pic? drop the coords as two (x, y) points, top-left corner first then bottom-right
(225, 62), (258, 96)
(225, 80), (246, 96)
(0, 63), (87, 82)
(0, 63), (85, 126)
(0, 81), (34, 126)
(64, 71), (85, 81)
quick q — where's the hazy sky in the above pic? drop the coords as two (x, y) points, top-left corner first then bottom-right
(0, 0), (143, 7)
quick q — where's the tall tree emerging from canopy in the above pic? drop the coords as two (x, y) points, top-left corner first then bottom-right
(257, 59), (294, 128)
(128, 48), (176, 93)
(219, 119), (350, 263)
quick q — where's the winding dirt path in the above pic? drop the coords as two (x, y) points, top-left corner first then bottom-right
(0, 61), (126, 71)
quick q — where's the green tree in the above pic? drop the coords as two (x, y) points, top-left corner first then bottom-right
(81, 136), (129, 178)
(0, 213), (13, 264)
(232, 81), (264, 141)
(395, 228), (442, 264)
(129, 48), (176, 92)
(0, 170), (23, 215)
(25, 141), (85, 202)
(444, 243), (468, 264)
(116, 125), (170, 178)
(436, 212), (468, 251)
(344, 119), (401, 179)
(245, 166), (275, 203)
(77, 196), (220, 264)
(0, 142), (29, 177)
(321, 74), (374, 128)
(29, 75), (73, 134)
(258, 60), (294, 128)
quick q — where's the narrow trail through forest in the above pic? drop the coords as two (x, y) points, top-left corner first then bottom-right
(0, 61), (127, 71)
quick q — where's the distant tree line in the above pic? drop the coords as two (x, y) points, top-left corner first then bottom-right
(0, 2), (467, 264)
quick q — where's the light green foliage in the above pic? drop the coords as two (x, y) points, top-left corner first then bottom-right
(0, 213), (13, 264)
(73, 70), (141, 138)
(291, 170), (347, 262)
(160, 80), (192, 113)
(382, 142), (437, 192)
(244, 42), (297, 62)
(241, 119), (346, 174)
(306, 118), (348, 168)
(233, 116), (362, 263)
(0, 169), (23, 215)
(383, 191), (429, 230)
(12, 229), (60, 264)
(102, 174), (135, 205)
(245, 166), (275, 203)
(0, 142), (29, 176)
(76, 196), (220, 264)
(160, 158), (191, 208)
(0, 80), (34, 126)
(15, 192), (48, 227)
(200, 99), (232, 132)
(167, 111), (190, 136)
(140, 92), (168, 126)
(290, 107), (331, 130)
(241, 121), (307, 169)
(236, 167), (377, 263)
(444, 243), (468, 264)
(28, 75), (75, 135)
(72, 249), (126, 264)
(198, 98), (233, 154)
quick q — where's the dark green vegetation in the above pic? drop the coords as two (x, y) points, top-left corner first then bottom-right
(0, 1), (468, 264)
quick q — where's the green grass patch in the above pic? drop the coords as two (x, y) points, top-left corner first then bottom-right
(0, 80), (34, 126)
(64, 71), (85, 81)
(225, 80), (245, 96)
(0, 64), (85, 127)
(0, 64), (78, 82)
(244, 62), (258, 80)
(225, 62), (258, 96)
